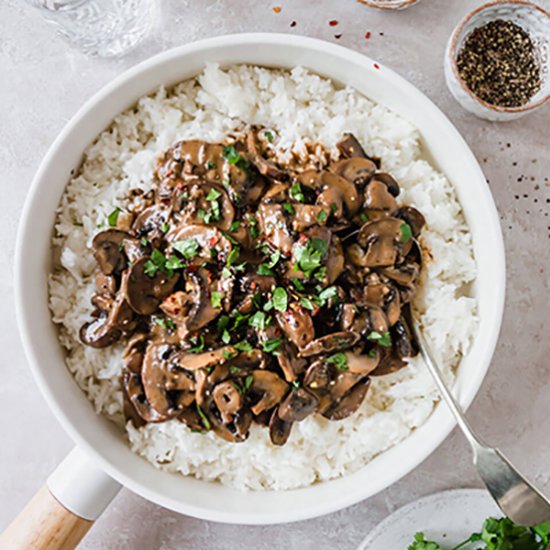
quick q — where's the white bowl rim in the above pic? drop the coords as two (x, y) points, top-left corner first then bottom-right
(14, 32), (506, 525)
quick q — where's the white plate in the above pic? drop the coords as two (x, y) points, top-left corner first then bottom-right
(359, 489), (501, 549)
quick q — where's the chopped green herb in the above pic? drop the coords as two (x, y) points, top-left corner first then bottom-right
(207, 161), (216, 170)
(144, 248), (171, 277)
(221, 266), (232, 278)
(248, 311), (268, 330)
(407, 533), (443, 550)
(261, 338), (283, 354)
(266, 249), (281, 269)
(248, 215), (260, 239)
(234, 341), (253, 352)
(206, 188), (221, 202)
(300, 297), (315, 311)
(229, 220), (241, 232)
(227, 248), (240, 267)
(293, 237), (328, 276)
(211, 291), (223, 309)
(367, 331), (392, 348)
(263, 299), (274, 312)
(188, 335), (205, 353)
(283, 202), (295, 215)
(229, 365), (242, 374)
(232, 311), (250, 330)
(318, 286), (338, 304)
(107, 207), (121, 227)
(272, 287), (288, 313)
(154, 317), (176, 331)
(317, 210), (328, 223)
(244, 375), (254, 392)
(290, 278), (305, 291)
(161, 222), (169, 233)
(196, 404), (211, 431)
(217, 315), (230, 332)
(223, 350), (238, 360)
(291, 380), (301, 389)
(140, 237), (149, 246)
(165, 255), (185, 270)
(368, 349), (378, 358)
(264, 130), (274, 142)
(330, 202), (338, 215)
(221, 329), (231, 344)
(401, 222), (413, 243)
(325, 352), (348, 370)
(222, 144), (241, 165)
(289, 181), (305, 203)
(359, 212), (369, 224)
(257, 264), (275, 276)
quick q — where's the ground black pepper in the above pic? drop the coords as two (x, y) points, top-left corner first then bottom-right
(456, 19), (542, 107)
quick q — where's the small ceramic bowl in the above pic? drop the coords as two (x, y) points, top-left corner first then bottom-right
(356, 0), (422, 10)
(445, 0), (550, 122)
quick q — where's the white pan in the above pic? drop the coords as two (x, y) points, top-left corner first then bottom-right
(3, 33), (505, 549)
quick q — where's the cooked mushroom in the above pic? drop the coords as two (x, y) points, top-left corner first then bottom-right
(358, 217), (412, 267)
(178, 346), (236, 371)
(183, 267), (223, 331)
(258, 203), (293, 256)
(363, 179), (398, 220)
(92, 229), (129, 275)
(123, 371), (174, 423)
(278, 387), (319, 422)
(345, 350), (380, 376)
(132, 204), (171, 245)
(249, 370), (289, 415)
(329, 157), (377, 188)
(396, 206), (426, 237)
(276, 303), (315, 349)
(213, 381), (243, 423)
(299, 331), (360, 357)
(269, 407), (293, 446)
(96, 272), (116, 294)
(336, 132), (381, 168)
(321, 378), (370, 421)
(167, 224), (233, 264)
(246, 129), (288, 181)
(122, 257), (179, 315)
(372, 173), (400, 197)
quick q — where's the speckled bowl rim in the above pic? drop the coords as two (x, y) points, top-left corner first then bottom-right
(357, 0), (421, 10)
(449, 0), (550, 114)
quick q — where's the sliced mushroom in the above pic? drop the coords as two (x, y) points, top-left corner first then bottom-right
(292, 204), (328, 232)
(363, 179), (398, 220)
(392, 318), (416, 359)
(299, 331), (360, 357)
(123, 371), (174, 423)
(396, 206), (426, 237)
(96, 272), (116, 294)
(183, 267), (223, 331)
(249, 370), (289, 415)
(258, 203), (293, 256)
(246, 129), (288, 181)
(278, 387), (319, 422)
(178, 346), (236, 371)
(358, 217), (412, 267)
(269, 407), (293, 446)
(345, 350), (380, 376)
(372, 173), (400, 197)
(340, 304), (357, 331)
(210, 409), (252, 443)
(321, 378), (370, 421)
(336, 133), (381, 168)
(213, 381), (243, 423)
(123, 332), (148, 374)
(276, 302), (315, 349)
(92, 229), (129, 275)
(303, 359), (333, 391)
(132, 204), (170, 245)
(121, 257), (179, 315)
(329, 157), (377, 188)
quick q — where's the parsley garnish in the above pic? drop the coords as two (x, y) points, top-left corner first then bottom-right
(289, 181), (305, 203)
(165, 255), (185, 271)
(249, 311), (269, 330)
(367, 331), (392, 347)
(144, 249), (171, 277)
(244, 375), (254, 392)
(140, 237), (149, 246)
(290, 278), (305, 291)
(325, 352), (348, 370)
(261, 338), (283, 354)
(211, 291), (223, 308)
(258, 264), (275, 276)
(272, 287), (288, 313)
(222, 144), (241, 165)
(248, 215), (259, 239)
(294, 237), (328, 276)
(229, 220), (240, 232)
(300, 297), (315, 311)
(228, 365), (242, 374)
(161, 222), (169, 233)
(173, 238), (199, 260)
(317, 210), (328, 223)
(283, 202), (295, 215)
(318, 286), (338, 305)
(234, 341), (253, 352)
(154, 317), (176, 331)
(196, 404), (211, 431)
(359, 212), (369, 224)
(207, 161), (216, 170)
(107, 207), (121, 227)
(401, 222), (413, 243)
(221, 329), (231, 344)
(188, 335), (205, 353)
(264, 130), (274, 142)
(227, 247), (240, 267)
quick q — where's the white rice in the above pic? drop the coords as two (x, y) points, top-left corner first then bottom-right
(49, 64), (478, 491)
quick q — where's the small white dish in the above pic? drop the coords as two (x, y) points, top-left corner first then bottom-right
(445, 0), (550, 121)
(357, 0), (422, 9)
(358, 488), (501, 549)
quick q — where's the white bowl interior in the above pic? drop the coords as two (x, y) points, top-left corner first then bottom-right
(15, 34), (505, 524)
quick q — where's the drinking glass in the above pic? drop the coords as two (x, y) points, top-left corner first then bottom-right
(26, 0), (159, 57)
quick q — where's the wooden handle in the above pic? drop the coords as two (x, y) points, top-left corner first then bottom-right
(0, 485), (93, 550)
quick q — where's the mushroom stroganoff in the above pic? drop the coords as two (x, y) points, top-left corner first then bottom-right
(80, 130), (425, 446)
(49, 64), (477, 489)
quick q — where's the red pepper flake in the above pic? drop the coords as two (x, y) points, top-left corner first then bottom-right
(209, 236), (219, 247)
(373, 63), (380, 70)
(272, 6), (281, 13)
(290, 20), (297, 28)
(365, 31), (371, 39)
(334, 34), (342, 39)
(329, 19), (338, 26)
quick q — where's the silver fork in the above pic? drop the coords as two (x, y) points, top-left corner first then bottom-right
(407, 307), (550, 526)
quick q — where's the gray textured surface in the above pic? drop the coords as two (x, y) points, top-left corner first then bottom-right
(1, 1), (549, 548)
